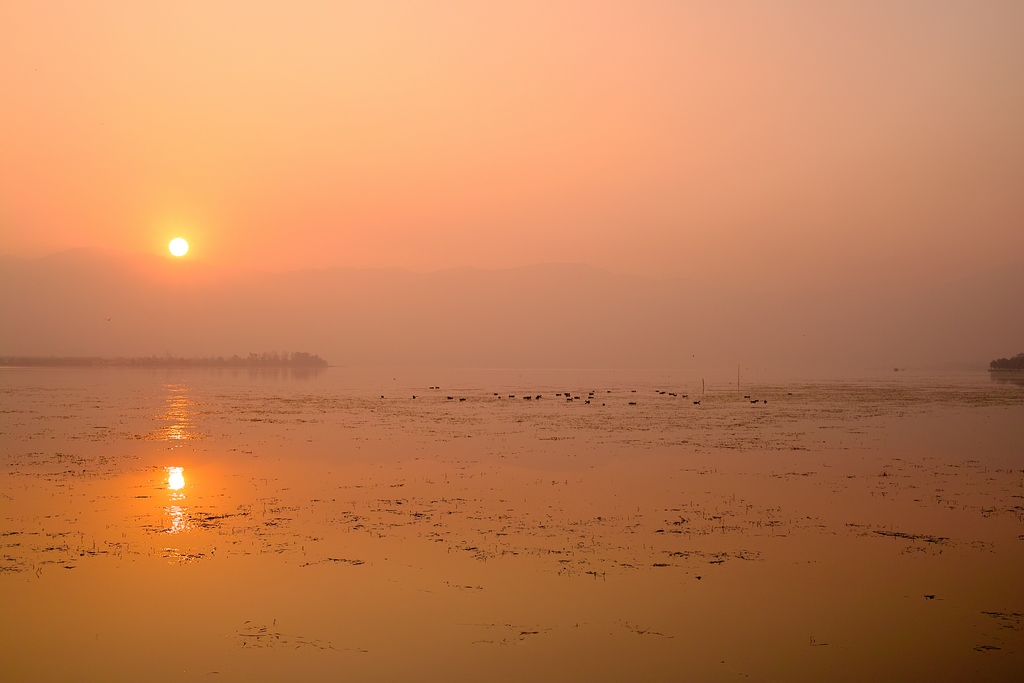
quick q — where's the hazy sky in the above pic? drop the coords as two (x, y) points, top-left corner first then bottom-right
(2, 1), (1022, 285)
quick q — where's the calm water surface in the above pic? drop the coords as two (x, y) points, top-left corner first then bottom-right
(1, 368), (1022, 681)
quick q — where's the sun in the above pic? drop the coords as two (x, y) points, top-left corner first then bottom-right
(169, 237), (189, 257)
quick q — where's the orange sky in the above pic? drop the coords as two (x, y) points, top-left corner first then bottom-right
(2, 1), (1022, 285)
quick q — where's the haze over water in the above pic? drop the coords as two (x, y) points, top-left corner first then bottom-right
(2, 2), (1024, 681)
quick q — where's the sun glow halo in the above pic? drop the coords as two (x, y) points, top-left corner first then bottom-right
(169, 238), (189, 257)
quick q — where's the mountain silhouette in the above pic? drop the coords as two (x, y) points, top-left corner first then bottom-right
(2, 249), (1021, 372)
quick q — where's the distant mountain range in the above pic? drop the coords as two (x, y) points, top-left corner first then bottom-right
(2, 248), (1022, 372)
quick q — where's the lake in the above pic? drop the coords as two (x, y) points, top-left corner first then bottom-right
(1, 368), (1022, 681)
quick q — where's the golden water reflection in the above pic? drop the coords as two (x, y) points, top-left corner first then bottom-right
(167, 466), (185, 491)
(4, 372), (1023, 680)
(164, 505), (190, 534)
(156, 383), (198, 441)
(166, 466), (186, 507)
(164, 467), (188, 532)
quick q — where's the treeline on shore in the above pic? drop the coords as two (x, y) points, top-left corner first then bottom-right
(0, 352), (329, 368)
(990, 353), (1024, 370)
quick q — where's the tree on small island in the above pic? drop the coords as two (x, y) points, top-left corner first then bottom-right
(990, 353), (1024, 371)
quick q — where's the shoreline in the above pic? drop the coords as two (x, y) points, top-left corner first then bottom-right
(0, 356), (328, 369)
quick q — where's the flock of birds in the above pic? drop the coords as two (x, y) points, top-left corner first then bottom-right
(384, 387), (770, 407)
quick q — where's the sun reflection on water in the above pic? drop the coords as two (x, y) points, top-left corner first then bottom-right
(166, 466), (187, 503)
(155, 383), (199, 441)
(163, 468), (189, 532)
(167, 466), (185, 490)
(165, 505), (190, 534)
